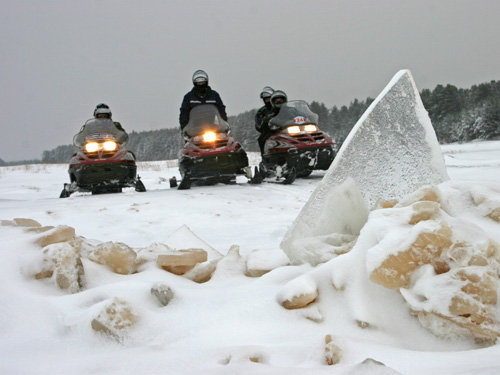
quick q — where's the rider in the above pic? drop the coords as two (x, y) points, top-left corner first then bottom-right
(93, 103), (125, 131)
(179, 70), (227, 129)
(258, 90), (288, 154)
(255, 86), (274, 153)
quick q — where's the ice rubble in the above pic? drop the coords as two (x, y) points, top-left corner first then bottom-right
(245, 248), (290, 277)
(90, 298), (139, 341)
(89, 242), (137, 275)
(276, 69), (499, 343)
(164, 224), (222, 260)
(281, 69), (449, 266)
(3, 218), (292, 341)
(324, 334), (342, 365)
(156, 248), (208, 275)
(277, 183), (500, 344)
(39, 242), (85, 293)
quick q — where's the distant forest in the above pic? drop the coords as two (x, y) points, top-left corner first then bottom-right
(27, 80), (500, 164)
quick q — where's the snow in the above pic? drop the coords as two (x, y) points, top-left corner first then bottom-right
(282, 178), (369, 265)
(246, 248), (290, 274)
(0, 141), (499, 374)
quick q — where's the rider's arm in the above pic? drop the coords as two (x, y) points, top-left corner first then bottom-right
(255, 108), (264, 132)
(261, 112), (277, 133)
(213, 92), (227, 121)
(179, 94), (190, 128)
(114, 121), (125, 131)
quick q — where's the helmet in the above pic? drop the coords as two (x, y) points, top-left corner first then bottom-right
(94, 103), (111, 118)
(192, 70), (208, 84)
(94, 103), (112, 118)
(270, 90), (287, 108)
(260, 86), (274, 99)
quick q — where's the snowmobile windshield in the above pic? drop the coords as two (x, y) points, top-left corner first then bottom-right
(183, 104), (230, 137)
(73, 118), (129, 147)
(269, 100), (319, 131)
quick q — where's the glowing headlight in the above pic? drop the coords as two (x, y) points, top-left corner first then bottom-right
(287, 126), (301, 135)
(103, 140), (117, 151)
(85, 142), (99, 153)
(304, 125), (318, 132)
(202, 131), (217, 142)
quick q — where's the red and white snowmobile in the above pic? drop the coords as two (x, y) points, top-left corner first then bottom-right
(256, 100), (336, 183)
(59, 118), (146, 197)
(177, 104), (252, 189)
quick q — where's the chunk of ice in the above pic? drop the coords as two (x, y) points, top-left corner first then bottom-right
(281, 70), (448, 265)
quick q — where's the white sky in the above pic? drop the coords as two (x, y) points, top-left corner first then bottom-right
(1, 0), (499, 161)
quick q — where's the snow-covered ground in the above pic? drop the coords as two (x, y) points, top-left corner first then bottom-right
(1, 141), (499, 375)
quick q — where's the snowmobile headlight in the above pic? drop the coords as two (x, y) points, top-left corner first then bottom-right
(103, 140), (118, 151)
(287, 126), (301, 135)
(85, 142), (99, 153)
(202, 131), (217, 142)
(304, 125), (318, 132)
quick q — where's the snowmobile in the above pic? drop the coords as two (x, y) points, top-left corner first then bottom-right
(178, 104), (251, 189)
(59, 118), (146, 198)
(256, 100), (336, 183)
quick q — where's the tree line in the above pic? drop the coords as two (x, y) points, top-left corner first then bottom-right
(34, 79), (500, 164)
(420, 81), (500, 143)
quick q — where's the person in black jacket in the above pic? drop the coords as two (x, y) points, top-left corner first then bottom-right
(179, 70), (227, 129)
(255, 86), (274, 153)
(257, 90), (288, 154)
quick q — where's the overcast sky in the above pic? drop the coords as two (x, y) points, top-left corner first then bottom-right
(1, 0), (499, 161)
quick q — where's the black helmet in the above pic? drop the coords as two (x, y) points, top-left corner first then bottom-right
(260, 86), (274, 99)
(93, 103), (112, 118)
(192, 70), (208, 85)
(270, 90), (287, 108)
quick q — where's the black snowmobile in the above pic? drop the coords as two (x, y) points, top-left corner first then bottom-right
(178, 104), (251, 189)
(59, 118), (146, 197)
(255, 100), (336, 183)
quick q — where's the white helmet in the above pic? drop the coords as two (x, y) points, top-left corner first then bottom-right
(260, 86), (274, 99)
(270, 90), (287, 108)
(192, 70), (208, 84)
(94, 103), (112, 118)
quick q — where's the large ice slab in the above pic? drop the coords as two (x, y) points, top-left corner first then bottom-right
(281, 69), (448, 265)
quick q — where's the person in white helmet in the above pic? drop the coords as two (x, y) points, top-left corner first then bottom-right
(258, 90), (288, 154)
(179, 70), (227, 129)
(255, 86), (274, 153)
(93, 103), (125, 131)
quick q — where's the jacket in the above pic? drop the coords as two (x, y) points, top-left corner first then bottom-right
(179, 86), (227, 128)
(255, 104), (274, 133)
